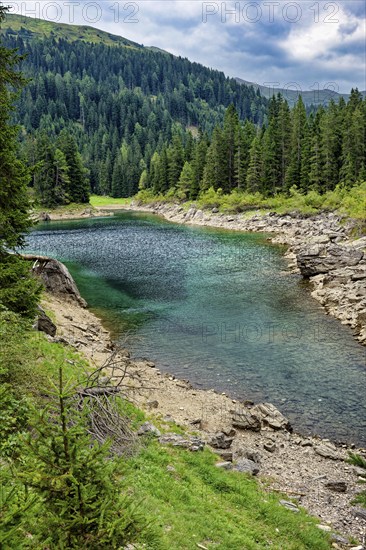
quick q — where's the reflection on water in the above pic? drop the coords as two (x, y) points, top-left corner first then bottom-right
(26, 212), (366, 445)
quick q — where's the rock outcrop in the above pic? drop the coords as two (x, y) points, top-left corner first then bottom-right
(22, 254), (87, 307)
(297, 244), (364, 277)
(232, 402), (292, 433)
(35, 306), (57, 337)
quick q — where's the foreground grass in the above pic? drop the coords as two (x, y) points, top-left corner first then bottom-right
(125, 443), (330, 549)
(0, 308), (333, 549)
(136, 182), (366, 220)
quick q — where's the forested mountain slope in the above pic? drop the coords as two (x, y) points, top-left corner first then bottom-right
(1, 14), (267, 201)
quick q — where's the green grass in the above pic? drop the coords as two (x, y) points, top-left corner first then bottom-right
(2, 13), (142, 49)
(135, 182), (366, 220)
(125, 443), (331, 549)
(89, 195), (132, 207)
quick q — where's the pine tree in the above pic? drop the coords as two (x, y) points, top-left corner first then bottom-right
(57, 130), (89, 203)
(235, 120), (256, 190)
(246, 134), (263, 193)
(177, 161), (195, 200)
(285, 96), (307, 190)
(191, 132), (208, 199)
(222, 104), (240, 192)
(19, 368), (148, 548)
(0, 6), (41, 318)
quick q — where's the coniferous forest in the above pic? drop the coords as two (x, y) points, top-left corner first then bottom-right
(2, 17), (365, 206)
(142, 92), (366, 201)
(2, 22), (267, 205)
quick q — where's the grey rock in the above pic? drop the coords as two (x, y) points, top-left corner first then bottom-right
(215, 451), (233, 462)
(212, 207), (219, 213)
(232, 409), (261, 432)
(233, 458), (259, 476)
(352, 507), (366, 520)
(159, 433), (205, 452)
(251, 402), (292, 432)
(264, 442), (276, 453)
(209, 432), (234, 450)
(215, 461), (232, 470)
(137, 422), (161, 437)
(330, 534), (349, 545)
(24, 255), (87, 307)
(297, 244), (363, 278)
(314, 441), (341, 460)
(36, 307), (57, 337)
(324, 481), (347, 493)
(279, 500), (300, 513)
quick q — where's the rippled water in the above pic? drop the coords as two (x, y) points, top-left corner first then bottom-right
(26, 212), (366, 445)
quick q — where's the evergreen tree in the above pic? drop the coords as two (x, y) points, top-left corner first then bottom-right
(58, 131), (89, 203)
(246, 134), (263, 193)
(177, 161), (195, 200)
(222, 104), (239, 191)
(0, 6), (41, 318)
(235, 120), (256, 190)
(285, 96), (307, 189)
(191, 132), (208, 199)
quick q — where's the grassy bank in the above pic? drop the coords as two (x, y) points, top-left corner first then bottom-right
(135, 182), (366, 219)
(0, 301), (334, 549)
(89, 195), (131, 207)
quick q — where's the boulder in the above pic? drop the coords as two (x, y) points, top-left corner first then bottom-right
(314, 441), (342, 460)
(22, 255), (87, 307)
(297, 244), (363, 278)
(159, 433), (205, 452)
(233, 458), (259, 476)
(137, 422), (161, 437)
(209, 432), (234, 450)
(251, 403), (292, 432)
(35, 306), (56, 337)
(232, 409), (261, 432)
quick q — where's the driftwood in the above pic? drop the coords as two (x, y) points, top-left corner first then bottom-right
(75, 347), (156, 456)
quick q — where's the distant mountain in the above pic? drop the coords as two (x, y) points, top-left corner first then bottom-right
(236, 77), (366, 107)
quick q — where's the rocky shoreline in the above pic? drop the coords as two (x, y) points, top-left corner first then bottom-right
(118, 202), (366, 347)
(31, 254), (366, 546)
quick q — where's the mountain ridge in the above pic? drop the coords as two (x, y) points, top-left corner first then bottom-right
(236, 77), (366, 107)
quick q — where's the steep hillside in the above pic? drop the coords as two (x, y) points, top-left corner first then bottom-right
(1, 14), (268, 198)
(2, 13), (143, 48)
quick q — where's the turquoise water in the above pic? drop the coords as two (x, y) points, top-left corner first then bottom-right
(26, 212), (366, 445)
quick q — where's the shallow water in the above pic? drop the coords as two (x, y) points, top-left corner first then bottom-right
(26, 212), (366, 445)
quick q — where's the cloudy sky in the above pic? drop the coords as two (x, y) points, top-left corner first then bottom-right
(9, 0), (366, 93)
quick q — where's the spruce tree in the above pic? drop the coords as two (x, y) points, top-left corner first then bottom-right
(0, 6), (41, 318)
(285, 96), (307, 190)
(246, 135), (263, 193)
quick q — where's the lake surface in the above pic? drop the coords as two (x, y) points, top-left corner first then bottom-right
(26, 211), (366, 445)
